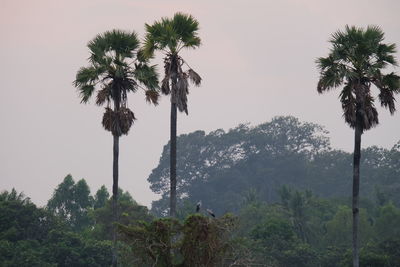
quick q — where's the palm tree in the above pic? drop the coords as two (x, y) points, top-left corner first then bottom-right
(316, 25), (400, 267)
(73, 29), (159, 266)
(144, 13), (202, 217)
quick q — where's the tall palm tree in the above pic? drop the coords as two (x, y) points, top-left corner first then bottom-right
(144, 13), (202, 217)
(316, 25), (400, 267)
(73, 29), (159, 266)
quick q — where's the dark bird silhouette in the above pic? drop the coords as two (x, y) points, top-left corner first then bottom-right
(196, 200), (202, 212)
(206, 208), (215, 217)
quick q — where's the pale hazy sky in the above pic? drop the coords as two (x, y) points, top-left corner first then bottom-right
(1, 0), (399, 207)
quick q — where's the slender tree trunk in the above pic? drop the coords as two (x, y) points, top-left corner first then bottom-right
(169, 55), (179, 218)
(170, 102), (177, 217)
(112, 134), (119, 267)
(352, 118), (362, 267)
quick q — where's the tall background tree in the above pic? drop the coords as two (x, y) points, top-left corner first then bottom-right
(144, 13), (202, 217)
(47, 175), (93, 231)
(73, 29), (159, 266)
(316, 25), (400, 267)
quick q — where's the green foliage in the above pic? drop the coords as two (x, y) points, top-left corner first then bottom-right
(47, 175), (93, 231)
(93, 185), (109, 209)
(43, 230), (112, 267)
(373, 202), (400, 241)
(3, 182), (400, 266)
(324, 206), (373, 249)
(90, 189), (153, 241)
(0, 189), (61, 242)
(144, 12), (200, 56)
(0, 189), (111, 266)
(249, 217), (318, 266)
(233, 188), (400, 266)
(0, 239), (57, 267)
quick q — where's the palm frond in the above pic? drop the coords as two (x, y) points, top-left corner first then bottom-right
(96, 87), (110, 106)
(145, 89), (160, 105)
(134, 63), (159, 90)
(102, 107), (116, 134)
(374, 72), (400, 114)
(79, 85), (96, 104)
(317, 62), (345, 93)
(182, 36), (201, 50)
(340, 84), (379, 131)
(187, 69), (202, 86)
(89, 29), (139, 61)
(340, 84), (356, 127)
(144, 12), (201, 55)
(362, 95), (379, 130)
(171, 12), (201, 49)
(364, 25), (384, 44)
(382, 72), (400, 91)
(160, 56), (172, 95)
(74, 66), (104, 87)
(143, 27), (157, 58)
(102, 107), (136, 136)
(377, 43), (398, 66)
(161, 76), (170, 95)
(176, 73), (189, 114)
(378, 89), (396, 114)
(136, 48), (151, 63)
(118, 107), (136, 135)
(109, 76), (138, 97)
(144, 20), (171, 55)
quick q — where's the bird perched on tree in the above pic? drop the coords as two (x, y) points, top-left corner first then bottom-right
(206, 208), (215, 218)
(196, 201), (202, 212)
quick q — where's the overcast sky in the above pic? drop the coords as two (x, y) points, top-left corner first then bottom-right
(1, 0), (399, 207)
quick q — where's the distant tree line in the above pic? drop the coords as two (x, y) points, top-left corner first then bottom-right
(148, 116), (400, 216)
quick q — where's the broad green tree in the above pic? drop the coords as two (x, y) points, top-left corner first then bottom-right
(94, 185), (110, 210)
(74, 29), (159, 266)
(47, 175), (93, 231)
(316, 25), (400, 267)
(144, 13), (202, 217)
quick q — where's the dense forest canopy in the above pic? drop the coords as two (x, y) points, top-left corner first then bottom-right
(148, 116), (400, 216)
(2, 170), (400, 266)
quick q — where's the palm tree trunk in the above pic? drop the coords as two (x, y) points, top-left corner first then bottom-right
(112, 134), (119, 267)
(170, 102), (177, 217)
(352, 119), (362, 267)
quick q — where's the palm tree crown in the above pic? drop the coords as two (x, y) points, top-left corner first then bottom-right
(74, 29), (159, 136)
(317, 25), (400, 131)
(144, 12), (201, 114)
